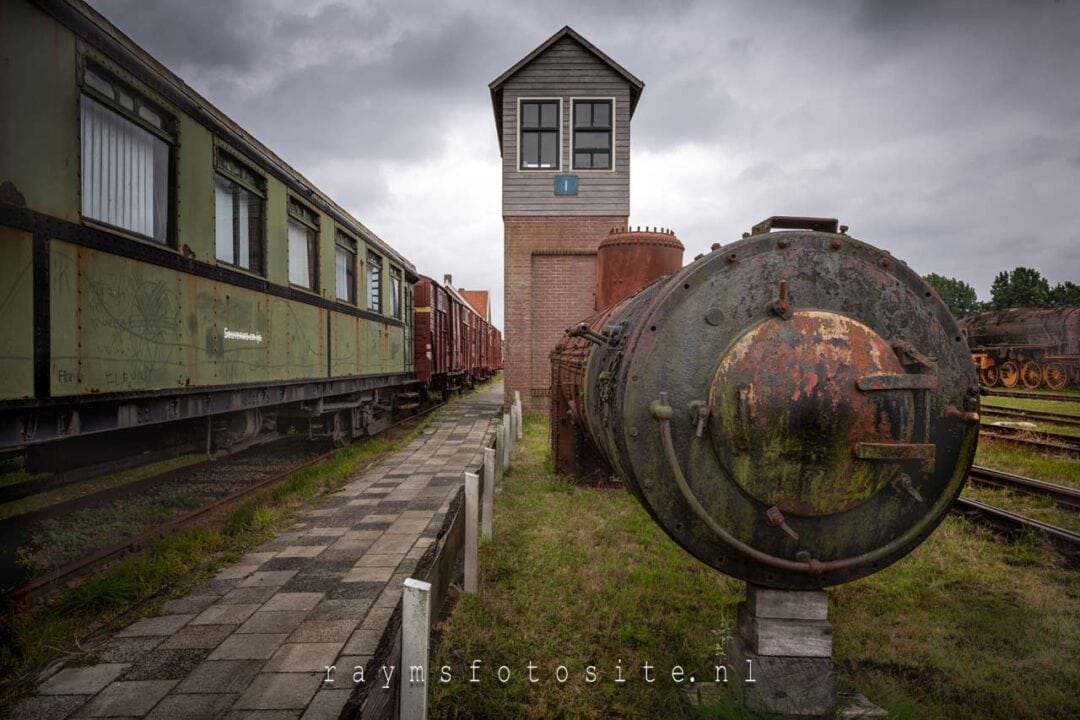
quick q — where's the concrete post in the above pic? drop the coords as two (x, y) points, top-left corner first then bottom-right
(494, 424), (504, 489)
(514, 391), (523, 440)
(400, 577), (431, 720)
(482, 447), (495, 540)
(464, 471), (479, 594)
(502, 411), (512, 469)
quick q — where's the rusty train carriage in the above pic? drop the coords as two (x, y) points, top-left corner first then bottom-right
(960, 307), (1080, 389)
(413, 276), (502, 395)
(0, 0), (500, 458)
(551, 218), (980, 589)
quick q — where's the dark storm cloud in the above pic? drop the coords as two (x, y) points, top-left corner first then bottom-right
(86, 0), (1080, 325)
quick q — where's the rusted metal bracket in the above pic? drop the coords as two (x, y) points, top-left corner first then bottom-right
(567, 322), (610, 347)
(750, 216), (840, 235)
(891, 340), (937, 370)
(688, 400), (710, 438)
(855, 442), (935, 472)
(768, 280), (793, 320)
(857, 374), (939, 391)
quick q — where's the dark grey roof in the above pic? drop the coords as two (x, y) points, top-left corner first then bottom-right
(488, 26), (644, 152)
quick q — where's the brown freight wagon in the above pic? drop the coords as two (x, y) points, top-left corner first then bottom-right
(961, 306), (1080, 389)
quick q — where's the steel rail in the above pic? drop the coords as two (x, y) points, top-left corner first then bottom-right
(978, 427), (1080, 456)
(952, 497), (1080, 564)
(986, 389), (1080, 403)
(968, 466), (1080, 510)
(980, 407), (1080, 427)
(1, 401), (446, 606)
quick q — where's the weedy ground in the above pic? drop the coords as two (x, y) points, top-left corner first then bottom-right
(0, 400), (448, 706)
(980, 395), (1080, 417)
(431, 416), (1080, 720)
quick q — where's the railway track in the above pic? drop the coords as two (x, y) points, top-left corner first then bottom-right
(978, 426), (1080, 455)
(0, 402), (446, 605)
(986, 389), (1080, 403)
(981, 407), (1080, 427)
(967, 466), (1080, 510)
(952, 497), (1080, 565)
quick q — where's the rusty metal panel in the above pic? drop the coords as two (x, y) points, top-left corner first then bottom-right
(0, 227), (35, 399)
(331, 311), (360, 377)
(176, 115), (215, 260)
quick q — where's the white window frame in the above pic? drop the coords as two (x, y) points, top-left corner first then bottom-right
(516, 96), (562, 172)
(570, 97), (616, 173)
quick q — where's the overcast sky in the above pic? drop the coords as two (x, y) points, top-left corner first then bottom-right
(89, 0), (1080, 330)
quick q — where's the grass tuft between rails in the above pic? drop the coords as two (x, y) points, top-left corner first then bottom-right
(0, 410), (436, 699)
(431, 416), (1079, 720)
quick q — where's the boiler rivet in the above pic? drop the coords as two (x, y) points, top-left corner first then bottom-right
(705, 308), (723, 326)
(629, 426), (639, 437)
(778, 239), (789, 249)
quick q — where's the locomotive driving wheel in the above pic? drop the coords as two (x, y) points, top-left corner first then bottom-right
(1020, 361), (1043, 389)
(979, 365), (999, 386)
(999, 360), (1020, 388)
(1044, 363), (1068, 390)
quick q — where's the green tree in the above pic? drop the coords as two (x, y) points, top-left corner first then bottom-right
(1049, 281), (1080, 307)
(923, 273), (983, 317)
(989, 267), (1051, 310)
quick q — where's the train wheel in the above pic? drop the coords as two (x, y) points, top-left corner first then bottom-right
(1020, 361), (1043, 389)
(1044, 363), (1068, 390)
(999, 360), (1020, 388)
(979, 365), (999, 386)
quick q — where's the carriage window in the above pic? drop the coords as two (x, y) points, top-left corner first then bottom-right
(287, 199), (319, 290)
(215, 150), (264, 273)
(573, 100), (612, 170)
(335, 232), (357, 304)
(520, 100), (559, 169)
(367, 251), (382, 313)
(390, 267), (402, 319)
(80, 64), (174, 243)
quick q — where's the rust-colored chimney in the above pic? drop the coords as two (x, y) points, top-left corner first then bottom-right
(596, 227), (684, 309)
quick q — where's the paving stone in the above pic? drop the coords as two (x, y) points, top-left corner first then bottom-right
(223, 711), (301, 720)
(5, 694), (90, 720)
(276, 545), (327, 559)
(115, 614), (195, 638)
(239, 571), (297, 588)
(262, 592), (325, 613)
(145, 692), (238, 720)
(119, 648), (209, 681)
(233, 673), (323, 710)
(327, 582), (385, 601)
(300, 688), (354, 720)
(209, 633), (288, 661)
(360, 606), (395, 631)
(191, 578), (241, 595)
(305, 508), (336, 518)
(39, 664), (129, 695)
(75, 679), (177, 717)
(218, 586), (278, 605)
(346, 498), (379, 506)
(214, 564), (261, 581)
(159, 624), (236, 650)
(239, 551), (279, 565)
(159, 595), (219, 615)
(236, 611), (308, 634)
(342, 628), (383, 656)
(279, 573), (342, 594)
(307, 598), (373, 621)
(341, 530), (382, 541)
(374, 585), (403, 608)
(358, 514), (399, 524)
(306, 527), (350, 537)
(286, 619), (359, 644)
(190, 603), (261, 626)
(352, 553), (403, 568)
(259, 557), (310, 572)
(342, 566), (394, 583)
(92, 636), (163, 663)
(263, 642), (344, 673)
(175, 659), (264, 694)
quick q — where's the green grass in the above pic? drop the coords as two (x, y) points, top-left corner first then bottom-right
(981, 396), (1080, 417)
(432, 416), (1080, 720)
(0, 408), (439, 701)
(974, 437), (1079, 489)
(982, 415), (1080, 439)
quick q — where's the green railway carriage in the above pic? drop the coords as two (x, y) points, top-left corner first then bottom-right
(0, 0), (418, 455)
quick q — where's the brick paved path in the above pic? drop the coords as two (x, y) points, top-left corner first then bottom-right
(10, 384), (503, 720)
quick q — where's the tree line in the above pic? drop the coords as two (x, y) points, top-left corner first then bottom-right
(923, 268), (1080, 318)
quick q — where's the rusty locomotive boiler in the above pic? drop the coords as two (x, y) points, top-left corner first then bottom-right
(551, 217), (980, 589)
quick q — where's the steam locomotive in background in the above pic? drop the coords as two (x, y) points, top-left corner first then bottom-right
(960, 307), (1080, 389)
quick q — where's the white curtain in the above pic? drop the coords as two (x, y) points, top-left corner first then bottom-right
(214, 176), (233, 262)
(81, 95), (167, 242)
(288, 219), (311, 287)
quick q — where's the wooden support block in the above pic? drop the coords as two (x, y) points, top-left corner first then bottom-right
(738, 603), (833, 657)
(747, 584), (828, 621)
(725, 632), (836, 716)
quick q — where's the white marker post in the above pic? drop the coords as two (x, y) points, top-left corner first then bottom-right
(464, 471), (479, 593)
(400, 577), (432, 720)
(514, 391), (523, 441)
(482, 447), (495, 540)
(494, 423), (504, 488)
(502, 411), (512, 470)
